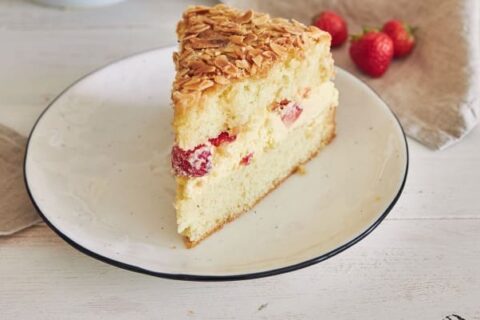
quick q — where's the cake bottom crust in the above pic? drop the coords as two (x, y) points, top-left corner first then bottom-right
(183, 107), (336, 248)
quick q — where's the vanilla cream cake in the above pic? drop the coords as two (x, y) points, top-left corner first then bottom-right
(171, 5), (338, 247)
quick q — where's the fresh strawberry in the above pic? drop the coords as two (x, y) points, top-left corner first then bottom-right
(349, 30), (394, 77)
(209, 131), (236, 147)
(171, 144), (212, 177)
(277, 100), (303, 127)
(240, 152), (254, 166)
(313, 10), (348, 47)
(382, 20), (416, 58)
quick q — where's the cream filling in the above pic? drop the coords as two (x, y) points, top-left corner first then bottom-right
(180, 80), (338, 198)
(267, 81), (337, 144)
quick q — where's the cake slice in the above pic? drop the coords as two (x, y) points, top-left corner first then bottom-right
(171, 4), (338, 247)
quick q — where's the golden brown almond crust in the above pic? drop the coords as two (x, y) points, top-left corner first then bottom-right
(172, 4), (330, 110)
(183, 107), (336, 248)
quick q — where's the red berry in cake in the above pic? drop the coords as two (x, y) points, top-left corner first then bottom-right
(381, 20), (416, 58)
(313, 11), (348, 47)
(171, 144), (212, 177)
(278, 100), (303, 127)
(209, 131), (237, 147)
(349, 30), (394, 77)
(240, 152), (254, 166)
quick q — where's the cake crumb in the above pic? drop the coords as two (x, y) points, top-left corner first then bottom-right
(302, 87), (311, 98)
(170, 245), (177, 249)
(258, 303), (268, 311)
(294, 165), (306, 175)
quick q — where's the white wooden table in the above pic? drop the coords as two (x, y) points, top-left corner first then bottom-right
(1, 1), (479, 319)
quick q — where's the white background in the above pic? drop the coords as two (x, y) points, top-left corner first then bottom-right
(1, 0), (479, 319)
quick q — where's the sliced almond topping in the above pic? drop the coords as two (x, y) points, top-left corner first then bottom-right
(230, 35), (245, 45)
(272, 17), (289, 25)
(223, 64), (238, 76)
(189, 60), (206, 69)
(196, 79), (214, 91)
(179, 57), (191, 68)
(261, 50), (276, 59)
(284, 25), (302, 35)
(237, 10), (253, 24)
(307, 26), (320, 33)
(180, 46), (194, 55)
(247, 47), (262, 58)
(269, 42), (287, 56)
(214, 22), (243, 34)
(175, 77), (191, 87)
(244, 33), (258, 43)
(182, 33), (198, 41)
(173, 52), (179, 63)
(212, 54), (238, 76)
(200, 53), (211, 61)
(188, 38), (228, 49)
(250, 64), (257, 75)
(252, 55), (263, 67)
(234, 46), (246, 59)
(172, 91), (186, 104)
(199, 29), (218, 39)
(224, 52), (239, 61)
(271, 24), (286, 33)
(187, 23), (210, 34)
(222, 44), (235, 52)
(252, 14), (269, 25)
(189, 61), (216, 74)
(213, 55), (230, 68)
(173, 5), (331, 95)
(214, 75), (230, 85)
(178, 69), (189, 77)
(186, 6), (210, 15)
(275, 37), (291, 46)
(201, 16), (217, 25)
(291, 19), (304, 28)
(293, 35), (303, 47)
(182, 77), (202, 89)
(235, 59), (250, 69)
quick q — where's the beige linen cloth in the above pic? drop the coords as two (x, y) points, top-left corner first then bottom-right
(225, 0), (480, 149)
(1, 0), (479, 235)
(0, 125), (41, 235)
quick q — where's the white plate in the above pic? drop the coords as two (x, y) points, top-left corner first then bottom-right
(25, 47), (408, 281)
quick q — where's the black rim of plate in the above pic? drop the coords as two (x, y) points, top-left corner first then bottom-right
(24, 47), (409, 282)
